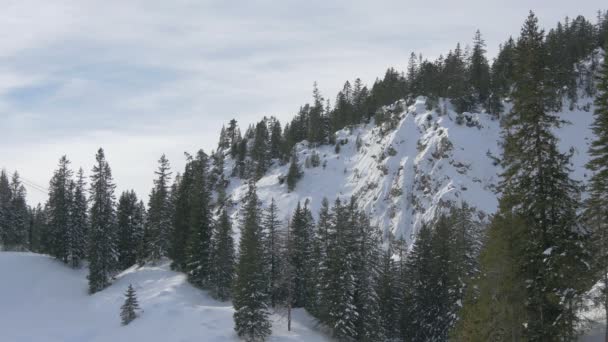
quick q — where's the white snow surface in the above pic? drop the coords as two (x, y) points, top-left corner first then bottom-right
(224, 96), (595, 245)
(0, 252), (330, 342)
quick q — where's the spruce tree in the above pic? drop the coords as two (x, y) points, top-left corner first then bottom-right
(46, 156), (74, 261)
(322, 198), (357, 340)
(185, 150), (214, 288)
(377, 244), (401, 340)
(457, 12), (590, 340)
(286, 151), (302, 192)
(67, 168), (88, 268)
(117, 190), (144, 269)
(585, 51), (608, 341)
(352, 209), (384, 341)
(169, 157), (194, 271)
(468, 30), (491, 110)
(145, 154), (172, 263)
(6, 172), (29, 250)
(210, 209), (235, 301)
(120, 284), (140, 325)
(0, 170), (11, 249)
(88, 148), (118, 294)
(287, 202), (315, 309)
(233, 182), (272, 341)
(452, 212), (527, 341)
(311, 197), (333, 322)
(262, 198), (283, 307)
(501, 12), (589, 339)
(402, 223), (437, 341)
(251, 119), (270, 180)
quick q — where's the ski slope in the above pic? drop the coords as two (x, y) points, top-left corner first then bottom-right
(0, 252), (329, 342)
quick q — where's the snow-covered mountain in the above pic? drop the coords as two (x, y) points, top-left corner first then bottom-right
(223, 96), (595, 245)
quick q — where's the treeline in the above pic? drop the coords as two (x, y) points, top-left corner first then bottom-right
(213, 11), (608, 189)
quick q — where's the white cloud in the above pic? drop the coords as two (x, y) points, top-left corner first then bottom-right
(1, 0), (605, 204)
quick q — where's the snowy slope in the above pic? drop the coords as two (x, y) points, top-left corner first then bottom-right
(0, 252), (329, 342)
(224, 96), (595, 245)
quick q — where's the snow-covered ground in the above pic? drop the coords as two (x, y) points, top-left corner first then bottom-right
(0, 252), (330, 342)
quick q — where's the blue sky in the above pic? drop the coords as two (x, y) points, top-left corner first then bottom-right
(1, 0), (605, 204)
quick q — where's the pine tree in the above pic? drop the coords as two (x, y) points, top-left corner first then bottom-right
(456, 12), (591, 340)
(169, 156), (194, 271)
(185, 150), (214, 288)
(120, 284), (140, 325)
(67, 168), (88, 268)
(6, 172), (29, 250)
(117, 190), (144, 270)
(311, 198), (333, 322)
(88, 148), (118, 294)
(46, 156), (74, 261)
(287, 202), (315, 309)
(286, 151), (302, 192)
(233, 182), (272, 341)
(251, 119), (270, 180)
(307, 82), (325, 144)
(262, 198), (283, 307)
(322, 198), (357, 340)
(210, 209), (235, 301)
(377, 244), (401, 340)
(402, 223), (437, 341)
(268, 118), (284, 160)
(352, 209), (384, 341)
(585, 51), (608, 342)
(501, 12), (589, 339)
(145, 154), (172, 263)
(0, 169), (11, 249)
(468, 30), (491, 110)
(28, 203), (46, 252)
(452, 212), (527, 341)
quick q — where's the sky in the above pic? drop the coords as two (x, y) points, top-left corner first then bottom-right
(0, 0), (605, 205)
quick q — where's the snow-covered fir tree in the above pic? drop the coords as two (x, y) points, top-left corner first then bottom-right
(185, 150), (214, 289)
(67, 168), (88, 268)
(585, 49), (608, 342)
(233, 182), (272, 341)
(120, 284), (140, 325)
(117, 190), (145, 269)
(87, 148), (118, 294)
(209, 208), (235, 301)
(144, 154), (172, 263)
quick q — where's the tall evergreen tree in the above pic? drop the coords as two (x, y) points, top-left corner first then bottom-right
(46, 156), (74, 261)
(286, 151), (302, 192)
(352, 208), (384, 341)
(0, 170), (11, 249)
(117, 190), (144, 270)
(262, 198), (283, 307)
(468, 30), (491, 110)
(67, 168), (88, 268)
(233, 182), (272, 341)
(585, 51), (608, 342)
(6, 172), (29, 250)
(210, 208), (235, 301)
(185, 150), (214, 288)
(145, 154), (172, 263)
(458, 12), (591, 340)
(170, 155), (194, 271)
(321, 198), (357, 340)
(377, 244), (401, 340)
(88, 148), (118, 294)
(287, 202), (315, 309)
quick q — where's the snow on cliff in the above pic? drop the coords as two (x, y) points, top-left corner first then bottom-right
(224, 96), (594, 245)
